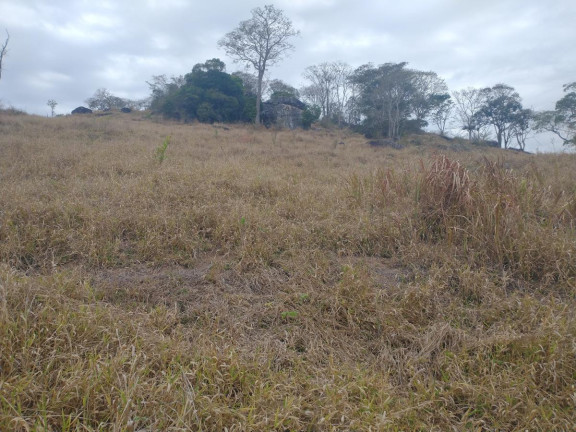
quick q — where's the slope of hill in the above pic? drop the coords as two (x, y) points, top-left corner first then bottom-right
(1, 113), (575, 431)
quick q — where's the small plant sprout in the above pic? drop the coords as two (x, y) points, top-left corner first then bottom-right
(155, 135), (171, 163)
(281, 310), (299, 320)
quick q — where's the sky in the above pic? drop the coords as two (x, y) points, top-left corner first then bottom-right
(0, 0), (574, 152)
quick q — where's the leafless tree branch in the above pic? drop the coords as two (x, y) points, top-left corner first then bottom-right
(0, 30), (10, 82)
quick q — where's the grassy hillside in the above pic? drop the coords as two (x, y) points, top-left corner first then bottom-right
(1, 112), (575, 431)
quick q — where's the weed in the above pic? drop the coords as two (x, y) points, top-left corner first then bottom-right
(281, 310), (299, 320)
(155, 135), (170, 163)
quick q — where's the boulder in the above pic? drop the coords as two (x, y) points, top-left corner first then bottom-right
(269, 96), (306, 110)
(275, 103), (304, 129)
(262, 97), (306, 129)
(71, 106), (92, 114)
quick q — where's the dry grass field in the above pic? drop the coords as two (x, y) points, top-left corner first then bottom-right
(1, 111), (575, 431)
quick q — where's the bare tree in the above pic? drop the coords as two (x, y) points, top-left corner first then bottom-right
(0, 30), (9, 82)
(512, 108), (534, 151)
(86, 88), (126, 111)
(232, 70), (260, 97)
(302, 61), (353, 125)
(430, 97), (454, 136)
(47, 99), (57, 117)
(452, 88), (486, 141)
(303, 63), (336, 119)
(300, 84), (325, 111)
(218, 5), (299, 125)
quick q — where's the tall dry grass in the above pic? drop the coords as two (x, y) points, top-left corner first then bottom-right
(1, 112), (575, 430)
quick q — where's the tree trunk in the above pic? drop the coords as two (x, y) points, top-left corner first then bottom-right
(256, 70), (264, 125)
(496, 128), (503, 148)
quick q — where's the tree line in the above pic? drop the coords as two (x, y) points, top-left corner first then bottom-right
(82, 4), (574, 149)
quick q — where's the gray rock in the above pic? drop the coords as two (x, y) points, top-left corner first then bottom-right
(71, 106), (92, 114)
(262, 98), (306, 129)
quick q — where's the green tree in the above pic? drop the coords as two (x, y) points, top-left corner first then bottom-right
(147, 74), (185, 118)
(183, 59), (244, 123)
(410, 71), (449, 129)
(301, 105), (321, 130)
(218, 5), (299, 125)
(475, 84), (524, 149)
(268, 79), (299, 100)
(350, 63), (409, 138)
(148, 59), (246, 124)
(535, 82), (576, 147)
(232, 71), (258, 122)
(350, 62), (447, 139)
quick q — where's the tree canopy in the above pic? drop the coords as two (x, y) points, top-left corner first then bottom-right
(475, 84), (524, 149)
(534, 82), (576, 147)
(148, 59), (250, 123)
(301, 61), (353, 125)
(349, 62), (449, 139)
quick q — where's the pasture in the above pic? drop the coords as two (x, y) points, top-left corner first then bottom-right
(1, 112), (575, 431)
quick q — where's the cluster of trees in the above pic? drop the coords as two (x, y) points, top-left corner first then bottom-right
(85, 88), (148, 112)
(83, 4), (576, 149)
(297, 63), (575, 149)
(1, 5), (574, 150)
(146, 63), (321, 128)
(448, 83), (575, 150)
(450, 85), (530, 149)
(300, 61), (354, 125)
(144, 4), (303, 125)
(345, 62), (450, 139)
(147, 59), (252, 123)
(295, 60), (575, 150)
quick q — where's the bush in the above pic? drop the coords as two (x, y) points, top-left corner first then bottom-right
(301, 105), (320, 129)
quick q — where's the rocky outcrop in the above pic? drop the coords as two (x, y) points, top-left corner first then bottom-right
(262, 96), (306, 129)
(71, 106), (92, 114)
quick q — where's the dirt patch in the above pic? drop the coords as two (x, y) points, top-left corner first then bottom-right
(369, 259), (408, 288)
(89, 256), (293, 326)
(344, 256), (412, 290)
(90, 255), (411, 311)
(92, 262), (212, 307)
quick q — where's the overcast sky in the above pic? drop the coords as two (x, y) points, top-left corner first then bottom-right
(0, 0), (574, 152)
